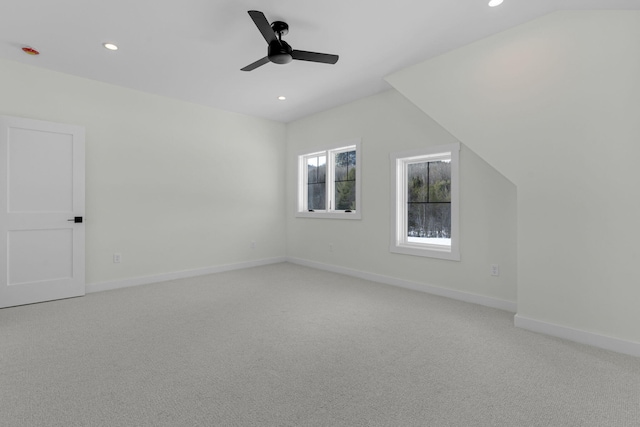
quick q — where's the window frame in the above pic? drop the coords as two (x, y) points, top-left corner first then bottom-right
(296, 139), (362, 220)
(390, 142), (460, 261)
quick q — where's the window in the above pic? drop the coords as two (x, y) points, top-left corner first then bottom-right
(390, 143), (460, 260)
(297, 140), (361, 219)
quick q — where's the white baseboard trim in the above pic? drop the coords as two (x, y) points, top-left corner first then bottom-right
(514, 314), (640, 357)
(86, 257), (287, 294)
(86, 256), (639, 357)
(286, 257), (517, 313)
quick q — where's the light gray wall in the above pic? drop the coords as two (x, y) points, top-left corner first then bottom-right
(0, 59), (287, 286)
(387, 11), (640, 343)
(286, 90), (517, 304)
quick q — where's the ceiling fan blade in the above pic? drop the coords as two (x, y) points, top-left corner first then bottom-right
(241, 56), (270, 72)
(248, 10), (278, 45)
(291, 50), (339, 65)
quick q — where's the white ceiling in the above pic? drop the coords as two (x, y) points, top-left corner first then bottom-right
(1, 0), (638, 123)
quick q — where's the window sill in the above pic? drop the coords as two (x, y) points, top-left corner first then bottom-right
(296, 211), (361, 220)
(390, 244), (460, 261)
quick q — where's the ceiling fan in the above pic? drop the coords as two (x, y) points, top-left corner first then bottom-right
(241, 10), (339, 72)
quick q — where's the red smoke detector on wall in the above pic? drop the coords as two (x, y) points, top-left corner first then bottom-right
(22, 46), (40, 55)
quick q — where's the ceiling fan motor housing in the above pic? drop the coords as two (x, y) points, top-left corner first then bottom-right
(271, 21), (289, 36)
(268, 40), (293, 64)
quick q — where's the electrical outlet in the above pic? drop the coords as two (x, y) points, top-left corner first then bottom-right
(113, 253), (122, 263)
(250, 241), (256, 249)
(491, 264), (500, 276)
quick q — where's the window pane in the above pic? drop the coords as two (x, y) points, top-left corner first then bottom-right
(306, 155), (327, 210)
(408, 161), (451, 203)
(335, 152), (348, 181)
(317, 156), (326, 183)
(308, 183), (326, 210)
(334, 150), (356, 211)
(307, 157), (318, 184)
(335, 150), (356, 182)
(428, 161), (451, 203)
(408, 162), (429, 203)
(307, 156), (326, 185)
(407, 203), (451, 242)
(335, 181), (356, 210)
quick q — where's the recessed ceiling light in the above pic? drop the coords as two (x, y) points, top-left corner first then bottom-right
(488, 0), (504, 6)
(103, 43), (118, 51)
(278, 96), (286, 101)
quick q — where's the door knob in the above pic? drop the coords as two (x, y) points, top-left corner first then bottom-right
(67, 216), (83, 223)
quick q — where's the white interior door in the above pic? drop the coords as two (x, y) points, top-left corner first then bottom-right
(0, 115), (85, 308)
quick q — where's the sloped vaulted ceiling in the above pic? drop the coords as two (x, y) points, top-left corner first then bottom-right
(0, 0), (638, 123)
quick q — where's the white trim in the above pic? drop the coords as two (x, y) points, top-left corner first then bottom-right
(390, 142), (460, 261)
(287, 257), (516, 312)
(295, 211), (360, 220)
(87, 255), (515, 312)
(85, 256), (640, 358)
(296, 138), (362, 220)
(514, 314), (640, 358)
(86, 257), (286, 294)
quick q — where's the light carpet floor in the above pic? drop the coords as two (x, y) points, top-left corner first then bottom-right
(1, 262), (639, 426)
